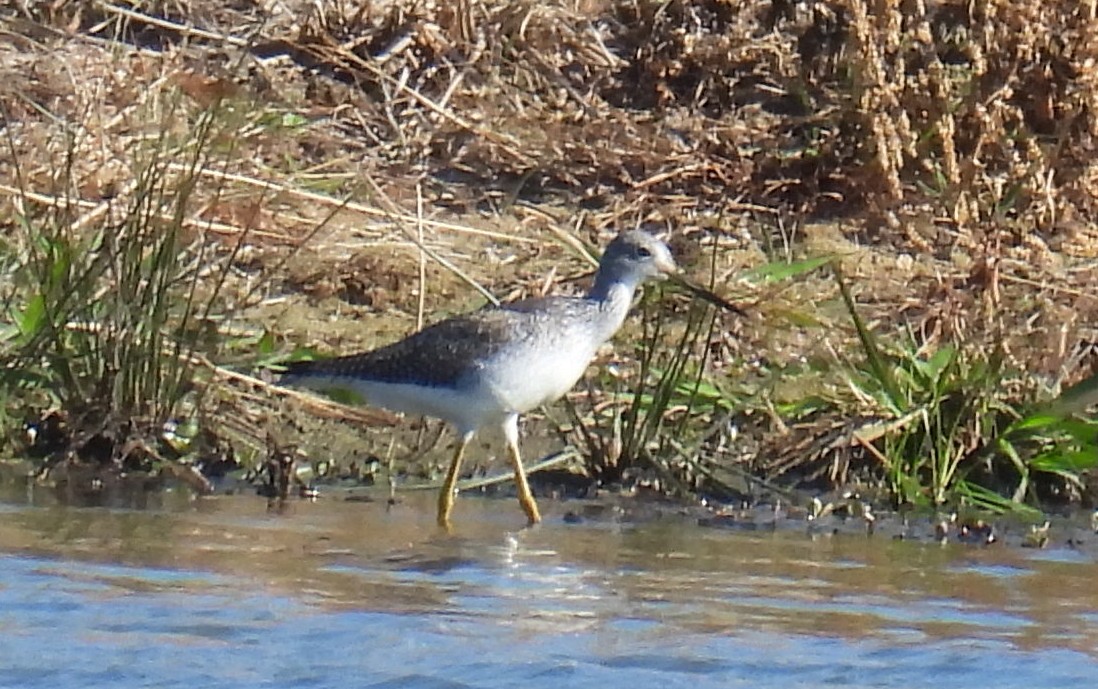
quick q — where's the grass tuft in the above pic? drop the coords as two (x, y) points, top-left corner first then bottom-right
(829, 268), (1097, 512)
(0, 91), (244, 482)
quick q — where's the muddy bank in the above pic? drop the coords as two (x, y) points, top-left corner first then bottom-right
(1, 1), (1096, 518)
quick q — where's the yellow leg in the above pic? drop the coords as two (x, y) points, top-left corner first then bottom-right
(438, 432), (473, 529)
(503, 415), (541, 525)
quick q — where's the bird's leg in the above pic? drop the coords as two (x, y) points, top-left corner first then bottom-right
(438, 431), (473, 529)
(503, 415), (541, 525)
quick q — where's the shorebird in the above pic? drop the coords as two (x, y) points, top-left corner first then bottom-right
(282, 230), (682, 528)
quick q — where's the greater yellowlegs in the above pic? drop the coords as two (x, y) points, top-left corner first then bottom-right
(282, 230), (678, 527)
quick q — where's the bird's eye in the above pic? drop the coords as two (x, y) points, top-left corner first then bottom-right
(636, 246), (652, 258)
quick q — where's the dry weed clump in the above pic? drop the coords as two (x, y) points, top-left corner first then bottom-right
(809, 0), (1098, 251)
(12, 0), (1098, 252)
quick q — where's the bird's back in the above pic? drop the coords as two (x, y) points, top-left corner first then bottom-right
(284, 308), (516, 389)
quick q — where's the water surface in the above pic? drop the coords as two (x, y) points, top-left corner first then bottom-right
(1, 488), (1097, 688)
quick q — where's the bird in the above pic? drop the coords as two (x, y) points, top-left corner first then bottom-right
(281, 229), (679, 528)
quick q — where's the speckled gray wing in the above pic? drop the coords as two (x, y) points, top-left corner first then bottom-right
(282, 305), (543, 389)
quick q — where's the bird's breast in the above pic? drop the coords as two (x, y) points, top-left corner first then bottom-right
(473, 336), (600, 413)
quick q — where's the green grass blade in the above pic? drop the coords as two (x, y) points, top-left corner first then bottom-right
(834, 266), (905, 411)
(16, 294), (46, 340)
(738, 254), (836, 284)
(955, 480), (1044, 520)
(1046, 370), (1098, 417)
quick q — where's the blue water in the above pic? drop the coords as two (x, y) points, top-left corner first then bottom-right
(1, 493), (1096, 688)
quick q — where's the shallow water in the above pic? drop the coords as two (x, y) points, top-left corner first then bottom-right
(1, 488), (1097, 688)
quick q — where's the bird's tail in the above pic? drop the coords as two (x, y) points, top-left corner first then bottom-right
(278, 358), (347, 389)
(277, 357), (371, 406)
(279, 358), (323, 380)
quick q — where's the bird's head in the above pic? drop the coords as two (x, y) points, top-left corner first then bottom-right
(599, 229), (746, 316)
(600, 229), (679, 284)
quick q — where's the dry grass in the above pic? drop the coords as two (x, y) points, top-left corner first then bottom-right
(2, 0), (1097, 502)
(13, 1), (1098, 232)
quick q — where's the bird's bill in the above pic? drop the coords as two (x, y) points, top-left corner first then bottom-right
(668, 273), (746, 315)
(654, 254), (679, 276)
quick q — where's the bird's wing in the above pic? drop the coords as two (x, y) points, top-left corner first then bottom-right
(283, 307), (533, 389)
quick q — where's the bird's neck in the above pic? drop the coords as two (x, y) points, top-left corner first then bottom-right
(587, 273), (640, 341)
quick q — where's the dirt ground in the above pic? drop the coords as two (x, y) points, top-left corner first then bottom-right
(2, 1), (1097, 506)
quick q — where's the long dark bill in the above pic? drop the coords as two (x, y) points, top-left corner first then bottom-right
(668, 274), (747, 316)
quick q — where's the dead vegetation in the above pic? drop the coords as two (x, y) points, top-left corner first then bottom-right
(12, 1), (1098, 228)
(1, 0), (1097, 508)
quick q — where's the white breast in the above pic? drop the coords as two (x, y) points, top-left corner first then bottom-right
(474, 336), (601, 416)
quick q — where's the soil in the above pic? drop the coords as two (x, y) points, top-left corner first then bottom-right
(2, 1), (1097, 519)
